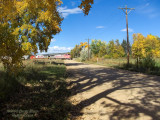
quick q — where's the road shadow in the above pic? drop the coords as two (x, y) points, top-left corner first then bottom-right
(66, 62), (160, 120)
(65, 62), (88, 67)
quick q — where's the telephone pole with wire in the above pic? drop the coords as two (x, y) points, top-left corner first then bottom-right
(119, 5), (135, 66)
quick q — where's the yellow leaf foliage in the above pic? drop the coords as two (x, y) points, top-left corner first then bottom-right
(0, 0), (93, 74)
(79, 0), (94, 15)
(80, 42), (88, 48)
(132, 33), (160, 59)
(0, 0), (63, 74)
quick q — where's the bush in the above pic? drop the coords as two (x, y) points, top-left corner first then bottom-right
(104, 53), (120, 59)
(141, 55), (156, 71)
(104, 54), (110, 59)
(117, 55), (160, 75)
(113, 53), (119, 59)
(80, 48), (91, 62)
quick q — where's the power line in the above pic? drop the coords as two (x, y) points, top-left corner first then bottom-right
(119, 5), (135, 66)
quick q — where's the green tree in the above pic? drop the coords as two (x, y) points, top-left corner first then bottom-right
(121, 39), (131, 56)
(90, 39), (102, 57)
(99, 41), (107, 57)
(71, 45), (81, 58)
(107, 39), (125, 58)
(115, 39), (125, 58)
(107, 40), (115, 58)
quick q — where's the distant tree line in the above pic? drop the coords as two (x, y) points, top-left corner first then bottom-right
(71, 34), (160, 62)
(71, 39), (130, 60)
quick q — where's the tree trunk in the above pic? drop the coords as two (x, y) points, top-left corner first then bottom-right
(137, 57), (139, 68)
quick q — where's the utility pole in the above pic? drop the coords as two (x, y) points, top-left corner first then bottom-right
(119, 5), (135, 66)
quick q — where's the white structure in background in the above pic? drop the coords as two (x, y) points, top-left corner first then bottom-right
(36, 55), (45, 59)
(22, 55), (30, 60)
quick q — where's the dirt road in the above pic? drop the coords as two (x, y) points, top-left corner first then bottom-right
(64, 60), (160, 120)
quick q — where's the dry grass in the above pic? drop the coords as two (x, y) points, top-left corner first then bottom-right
(0, 62), (4, 71)
(0, 59), (71, 119)
(83, 57), (135, 67)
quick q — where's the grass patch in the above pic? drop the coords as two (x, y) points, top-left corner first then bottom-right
(115, 57), (160, 76)
(0, 59), (71, 120)
(117, 62), (160, 76)
(76, 57), (160, 76)
(76, 57), (135, 67)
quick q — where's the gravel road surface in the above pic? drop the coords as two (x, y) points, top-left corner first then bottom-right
(64, 60), (160, 120)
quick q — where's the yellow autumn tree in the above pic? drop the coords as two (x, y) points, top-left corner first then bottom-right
(144, 34), (160, 57)
(0, 0), (93, 75)
(132, 33), (145, 65)
(132, 33), (160, 66)
(0, 0), (63, 75)
(0, 23), (24, 74)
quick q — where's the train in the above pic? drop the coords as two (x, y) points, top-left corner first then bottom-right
(52, 54), (71, 60)
(29, 54), (71, 60)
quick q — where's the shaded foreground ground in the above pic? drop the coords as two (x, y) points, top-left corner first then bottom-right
(65, 60), (160, 120)
(0, 61), (70, 120)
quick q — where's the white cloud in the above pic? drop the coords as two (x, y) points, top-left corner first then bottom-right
(149, 13), (159, 18)
(48, 46), (73, 53)
(136, 2), (159, 18)
(39, 46), (73, 54)
(121, 28), (134, 33)
(58, 6), (82, 18)
(51, 38), (56, 42)
(136, 3), (150, 10)
(144, 3), (150, 8)
(96, 26), (105, 29)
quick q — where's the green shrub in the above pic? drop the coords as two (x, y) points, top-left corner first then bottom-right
(104, 53), (120, 59)
(113, 53), (119, 59)
(80, 48), (91, 62)
(141, 55), (156, 71)
(104, 54), (110, 59)
(117, 55), (160, 75)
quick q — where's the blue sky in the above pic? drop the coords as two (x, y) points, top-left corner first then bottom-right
(40, 0), (160, 54)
